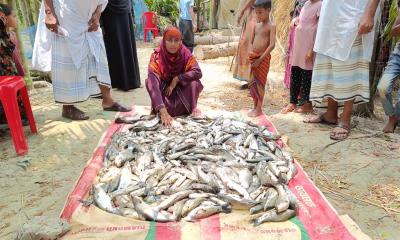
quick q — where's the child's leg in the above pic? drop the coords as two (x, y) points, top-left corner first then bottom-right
(282, 67), (300, 113)
(377, 52), (400, 132)
(290, 66), (301, 104)
(296, 68), (313, 113)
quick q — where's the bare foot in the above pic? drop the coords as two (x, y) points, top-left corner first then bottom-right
(383, 116), (398, 133)
(389, 143), (400, 150)
(247, 109), (263, 117)
(191, 108), (202, 118)
(295, 102), (313, 114)
(281, 104), (296, 114)
(62, 105), (89, 120)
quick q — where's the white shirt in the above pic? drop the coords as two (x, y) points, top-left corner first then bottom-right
(32, 0), (108, 71)
(313, 0), (380, 62)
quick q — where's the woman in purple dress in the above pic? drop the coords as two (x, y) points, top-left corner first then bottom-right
(146, 27), (203, 126)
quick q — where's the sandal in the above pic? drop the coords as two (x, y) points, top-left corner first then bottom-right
(303, 114), (337, 125)
(62, 106), (89, 120)
(103, 102), (131, 112)
(330, 123), (351, 140)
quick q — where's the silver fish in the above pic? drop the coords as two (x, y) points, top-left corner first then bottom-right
(253, 209), (296, 226)
(93, 184), (120, 215)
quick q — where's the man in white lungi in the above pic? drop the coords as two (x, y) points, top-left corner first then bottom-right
(304, 0), (381, 140)
(33, 0), (130, 120)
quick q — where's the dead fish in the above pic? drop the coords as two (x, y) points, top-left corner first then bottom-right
(131, 196), (174, 222)
(263, 187), (279, 211)
(191, 183), (219, 194)
(274, 184), (290, 213)
(185, 204), (231, 222)
(181, 198), (206, 217)
(238, 168), (253, 189)
(250, 203), (264, 215)
(154, 190), (194, 211)
(93, 184), (121, 215)
(253, 209), (296, 226)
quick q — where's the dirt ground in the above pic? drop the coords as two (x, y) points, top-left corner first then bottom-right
(0, 43), (399, 240)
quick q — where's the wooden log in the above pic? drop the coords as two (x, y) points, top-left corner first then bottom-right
(194, 42), (238, 60)
(153, 35), (240, 47)
(194, 35), (240, 45)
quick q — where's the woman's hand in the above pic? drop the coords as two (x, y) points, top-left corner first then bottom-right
(290, 17), (299, 30)
(160, 108), (173, 127)
(165, 77), (179, 97)
(305, 50), (315, 63)
(88, 7), (101, 32)
(45, 9), (58, 33)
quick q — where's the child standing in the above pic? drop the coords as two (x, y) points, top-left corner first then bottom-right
(281, 0), (322, 114)
(377, 14), (400, 133)
(247, 0), (276, 117)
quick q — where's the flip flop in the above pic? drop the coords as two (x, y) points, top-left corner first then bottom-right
(303, 114), (336, 125)
(103, 102), (131, 112)
(330, 123), (351, 140)
(240, 83), (249, 90)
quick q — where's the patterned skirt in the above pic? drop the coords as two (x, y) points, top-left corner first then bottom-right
(51, 36), (111, 104)
(310, 37), (370, 107)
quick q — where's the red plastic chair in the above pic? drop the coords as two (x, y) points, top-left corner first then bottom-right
(0, 76), (37, 156)
(142, 12), (159, 42)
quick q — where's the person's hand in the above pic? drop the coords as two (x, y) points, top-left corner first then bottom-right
(305, 50), (314, 62)
(165, 77), (179, 97)
(251, 58), (263, 68)
(88, 10), (101, 32)
(358, 13), (374, 35)
(160, 108), (173, 127)
(290, 17), (298, 30)
(45, 10), (58, 33)
(193, 24), (197, 33)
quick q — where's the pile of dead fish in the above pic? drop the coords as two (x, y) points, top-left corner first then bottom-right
(91, 114), (298, 226)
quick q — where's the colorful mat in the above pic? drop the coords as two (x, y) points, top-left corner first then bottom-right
(59, 106), (368, 240)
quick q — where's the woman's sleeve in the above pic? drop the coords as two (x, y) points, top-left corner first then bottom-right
(146, 70), (165, 112)
(177, 58), (203, 87)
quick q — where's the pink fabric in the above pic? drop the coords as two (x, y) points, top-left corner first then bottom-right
(284, 28), (296, 89)
(291, 0), (322, 70)
(10, 31), (26, 77)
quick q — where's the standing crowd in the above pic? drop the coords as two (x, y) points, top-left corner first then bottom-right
(235, 0), (399, 142)
(0, 0), (399, 144)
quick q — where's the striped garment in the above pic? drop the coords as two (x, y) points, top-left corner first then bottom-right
(51, 36), (111, 104)
(310, 37), (370, 107)
(249, 52), (271, 102)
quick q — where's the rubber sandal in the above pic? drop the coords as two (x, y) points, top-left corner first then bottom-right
(303, 114), (336, 125)
(103, 102), (131, 112)
(330, 123), (351, 140)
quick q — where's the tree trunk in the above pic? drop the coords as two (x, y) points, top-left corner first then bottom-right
(194, 35), (239, 45)
(153, 35), (240, 47)
(194, 42), (238, 60)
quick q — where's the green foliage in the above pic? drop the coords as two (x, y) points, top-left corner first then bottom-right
(144, 0), (179, 31)
(383, 0), (400, 42)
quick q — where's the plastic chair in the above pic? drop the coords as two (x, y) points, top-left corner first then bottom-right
(142, 12), (159, 42)
(0, 76), (37, 156)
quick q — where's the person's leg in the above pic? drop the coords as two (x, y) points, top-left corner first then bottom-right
(282, 67), (300, 113)
(377, 72), (399, 133)
(304, 98), (338, 124)
(296, 69), (313, 113)
(330, 100), (353, 140)
(62, 105), (89, 120)
(99, 84), (131, 112)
